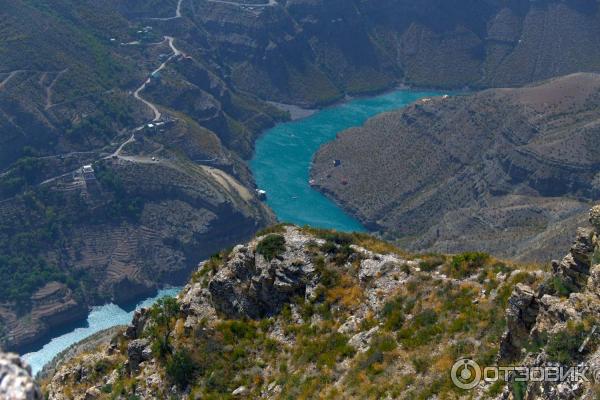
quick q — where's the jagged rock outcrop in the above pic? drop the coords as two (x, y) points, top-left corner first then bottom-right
(208, 232), (320, 319)
(500, 283), (539, 360)
(0, 353), (42, 400)
(177, 228), (327, 331)
(124, 308), (150, 340)
(127, 339), (152, 372)
(497, 206), (600, 399)
(551, 227), (596, 293)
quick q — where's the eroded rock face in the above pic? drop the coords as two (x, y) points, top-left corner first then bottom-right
(552, 227), (596, 293)
(589, 205), (600, 231)
(208, 229), (319, 319)
(174, 226), (421, 329)
(500, 283), (539, 359)
(0, 353), (42, 400)
(497, 205), (600, 399)
(127, 339), (152, 372)
(124, 308), (149, 340)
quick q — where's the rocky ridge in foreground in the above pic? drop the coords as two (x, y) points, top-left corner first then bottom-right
(39, 220), (562, 399)
(0, 206), (596, 398)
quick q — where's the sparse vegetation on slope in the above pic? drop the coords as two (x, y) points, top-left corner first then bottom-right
(312, 73), (600, 263)
(43, 226), (547, 399)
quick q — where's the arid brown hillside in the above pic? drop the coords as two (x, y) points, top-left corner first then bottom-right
(312, 73), (600, 262)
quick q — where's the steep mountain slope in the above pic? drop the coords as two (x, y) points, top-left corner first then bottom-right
(184, 0), (600, 105)
(40, 225), (547, 399)
(3, 0), (600, 353)
(0, 0), (284, 352)
(311, 73), (600, 261)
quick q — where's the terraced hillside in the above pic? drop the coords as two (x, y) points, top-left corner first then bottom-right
(0, 0), (283, 352)
(312, 73), (600, 262)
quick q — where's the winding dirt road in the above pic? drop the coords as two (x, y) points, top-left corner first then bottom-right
(133, 36), (183, 122)
(145, 0), (184, 20)
(26, 2), (224, 191)
(44, 69), (68, 110)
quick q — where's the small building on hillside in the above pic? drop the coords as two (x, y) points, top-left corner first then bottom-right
(82, 165), (96, 181)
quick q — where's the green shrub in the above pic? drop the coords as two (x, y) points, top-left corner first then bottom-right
(414, 309), (438, 326)
(101, 384), (112, 393)
(166, 350), (197, 388)
(297, 332), (355, 368)
(318, 232), (354, 246)
(512, 380), (527, 400)
(411, 356), (430, 374)
(449, 252), (490, 278)
(397, 309), (442, 348)
(320, 239), (355, 266)
(256, 234), (286, 261)
(591, 246), (600, 266)
(148, 297), (180, 358)
(382, 296), (405, 331)
(256, 224), (288, 236)
(320, 241), (338, 254)
(551, 275), (577, 297)
(487, 380), (505, 397)
(357, 349), (384, 378)
(546, 323), (590, 364)
(525, 332), (548, 353)
(418, 257), (443, 272)
(314, 255), (341, 289)
(370, 334), (397, 353)
(219, 320), (258, 342)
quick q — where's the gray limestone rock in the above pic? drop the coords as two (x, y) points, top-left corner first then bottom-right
(0, 353), (42, 400)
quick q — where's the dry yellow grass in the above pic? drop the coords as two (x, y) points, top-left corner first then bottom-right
(326, 274), (363, 308)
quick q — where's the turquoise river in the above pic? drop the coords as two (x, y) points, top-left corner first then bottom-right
(251, 89), (443, 231)
(22, 89), (442, 376)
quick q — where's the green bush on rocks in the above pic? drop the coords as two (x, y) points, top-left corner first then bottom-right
(256, 234), (286, 261)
